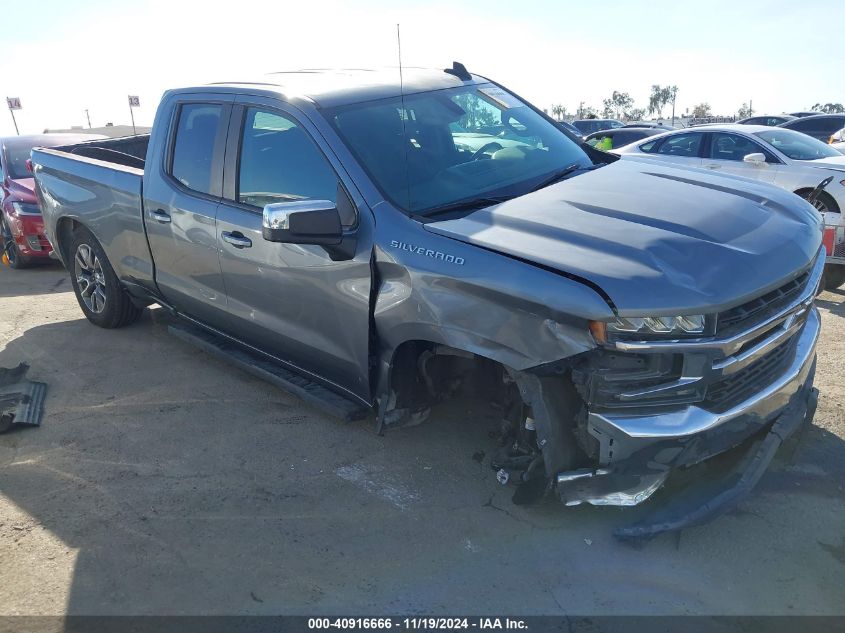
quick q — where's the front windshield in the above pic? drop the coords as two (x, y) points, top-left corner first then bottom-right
(326, 84), (591, 214)
(755, 129), (842, 160)
(3, 144), (35, 180)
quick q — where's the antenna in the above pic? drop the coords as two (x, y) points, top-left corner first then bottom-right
(396, 23), (411, 211)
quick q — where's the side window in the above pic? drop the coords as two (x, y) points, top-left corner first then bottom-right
(639, 139), (660, 153)
(237, 108), (339, 211)
(709, 133), (762, 161)
(820, 118), (845, 133)
(789, 119), (815, 132)
(171, 103), (223, 195)
(612, 131), (635, 146)
(656, 133), (702, 157)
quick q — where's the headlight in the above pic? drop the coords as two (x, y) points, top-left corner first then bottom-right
(590, 315), (707, 344)
(11, 202), (41, 216)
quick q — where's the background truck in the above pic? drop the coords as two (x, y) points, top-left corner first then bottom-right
(31, 66), (824, 537)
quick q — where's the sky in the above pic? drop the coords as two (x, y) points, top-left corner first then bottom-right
(0, 0), (842, 136)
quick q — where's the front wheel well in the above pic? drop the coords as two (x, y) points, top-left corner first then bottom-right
(380, 340), (587, 485)
(383, 340), (507, 419)
(794, 188), (840, 213)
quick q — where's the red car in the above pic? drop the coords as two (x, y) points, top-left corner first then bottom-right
(1, 134), (102, 268)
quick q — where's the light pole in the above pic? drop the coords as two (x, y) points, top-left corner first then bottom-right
(85, 109), (92, 128)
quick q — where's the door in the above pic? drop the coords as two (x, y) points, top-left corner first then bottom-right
(143, 97), (232, 328)
(646, 132), (704, 169)
(702, 132), (780, 183)
(215, 102), (373, 402)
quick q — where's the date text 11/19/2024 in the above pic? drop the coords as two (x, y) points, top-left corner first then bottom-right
(308, 617), (529, 630)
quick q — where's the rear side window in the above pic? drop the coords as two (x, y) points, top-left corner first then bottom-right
(656, 133), (702, 157)
(788, 118), (817, 132)
(171, 103), (223, 195)
(639, 139), (660, 153)
(237, 108), (338, 210)
(611, 131), (637, 146)
(819, 117), (845, 133)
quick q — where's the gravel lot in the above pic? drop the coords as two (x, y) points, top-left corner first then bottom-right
(1, 262), (843, 616)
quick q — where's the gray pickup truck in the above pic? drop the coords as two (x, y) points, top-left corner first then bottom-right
(32, 65), (824, 536)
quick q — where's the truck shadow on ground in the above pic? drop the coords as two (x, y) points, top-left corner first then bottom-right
(1, 314), (845, 616)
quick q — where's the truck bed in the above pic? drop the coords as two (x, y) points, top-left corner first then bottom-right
(31, 135), (155, 292)
(55, 134), (150, 170)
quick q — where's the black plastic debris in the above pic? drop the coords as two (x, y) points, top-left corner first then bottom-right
(0, 363), (47, 433)
(614, 385), (819, 541)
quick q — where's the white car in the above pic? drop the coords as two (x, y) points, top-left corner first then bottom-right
(613, 124), (845, 214)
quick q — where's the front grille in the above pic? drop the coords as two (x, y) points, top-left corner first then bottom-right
(717, 272), (809, 334)
(835, 240), (845, 258)
(705, 339), (796, 410)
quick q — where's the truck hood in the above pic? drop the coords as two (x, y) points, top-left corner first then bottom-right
(424, 160), (822, 315)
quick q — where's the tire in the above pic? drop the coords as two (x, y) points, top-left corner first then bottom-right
(823, 265), (845, 291)
(1, 214), (33, 269)
(68, 226), (143, 328)
(798, 190), (840, 214)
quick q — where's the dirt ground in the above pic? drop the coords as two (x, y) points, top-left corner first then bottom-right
(1, 262), (843, 616)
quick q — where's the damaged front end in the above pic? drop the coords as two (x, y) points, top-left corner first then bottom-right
(508, 252), (824, 537)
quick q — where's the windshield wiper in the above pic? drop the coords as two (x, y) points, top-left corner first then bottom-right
(530, 162), (596, 193)
(419, 195), (514, 219)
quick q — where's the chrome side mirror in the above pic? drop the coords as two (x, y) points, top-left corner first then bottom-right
(743, 152), (767, 165)
(262, 199), (342, 245)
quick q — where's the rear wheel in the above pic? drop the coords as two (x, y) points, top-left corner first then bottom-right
(1, 214), (33, 269)
(68, 226), (143, 328)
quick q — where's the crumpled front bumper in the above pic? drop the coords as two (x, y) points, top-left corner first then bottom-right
(556, 305), (821, 536)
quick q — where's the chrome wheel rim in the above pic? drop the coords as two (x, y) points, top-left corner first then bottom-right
(74, 244), (107, 313)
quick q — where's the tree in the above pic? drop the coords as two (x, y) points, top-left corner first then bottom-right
(692, 103), (712, 118)
(648, 85), (664, 117)
(628, 107), (646, 122)
(737, 102), (754, 118)
(812, 102), (845, 114)
(551, 104), (567, 121)
(603, 91), (634, 119)
(579, 104), (598, 119)
(666, 85), (679, 122)
(649, 85), (676, 118)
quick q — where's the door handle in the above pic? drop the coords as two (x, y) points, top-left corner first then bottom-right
(704, 163), (721, 169)
(221, 231), (252, 249)
(151, 209), (171, 223)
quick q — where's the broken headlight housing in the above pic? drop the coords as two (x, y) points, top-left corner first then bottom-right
(590, 314), (712, 344)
